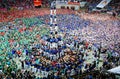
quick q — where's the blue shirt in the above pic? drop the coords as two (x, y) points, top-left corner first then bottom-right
(12, 49), (16, 54)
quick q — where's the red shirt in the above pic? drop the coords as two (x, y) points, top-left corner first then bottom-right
(51, 61), (57, 66)
(17, 50), (22, 55)
(85, 42), (89, 48)
(0, 32), (5, 36)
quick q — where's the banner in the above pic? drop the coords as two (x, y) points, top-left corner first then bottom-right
(68, 2), (80, 5)
(96, 0), (111, 8)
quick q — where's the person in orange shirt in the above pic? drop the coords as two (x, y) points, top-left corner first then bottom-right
(34, 0), (42, 8)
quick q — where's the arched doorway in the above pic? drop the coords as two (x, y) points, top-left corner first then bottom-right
(61, 6), (65, 9)
(71, 6), (75, 10)
(67, 6), (69, 9)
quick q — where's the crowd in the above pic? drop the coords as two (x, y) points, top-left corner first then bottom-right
(0, 9), (75, 22)
(0, 0), (34, 10)
(38, 14), (120, 50)
(0, 9), (120, 79)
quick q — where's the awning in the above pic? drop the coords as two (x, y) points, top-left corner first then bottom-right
(96, 0), (112, 8)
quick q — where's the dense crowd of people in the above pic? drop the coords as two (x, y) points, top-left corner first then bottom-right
(0, 9), (75, 22)
(0, 1), (120, 77)
(38, 14), (120, 50)
(0, 11), (120, 78)
(0, 0), (34, 10)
